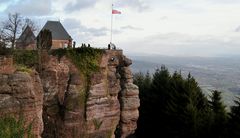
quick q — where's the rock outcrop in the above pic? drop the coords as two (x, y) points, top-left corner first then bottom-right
(0, 49), (140, 138)
(0, 71), (44, 138)
(119, 66), (140, 138)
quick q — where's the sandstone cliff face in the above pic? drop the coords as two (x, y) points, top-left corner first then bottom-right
(119, 61), (140, 138)
(41, 50), (140, 138)
(0, 69), (43, 138)
(0, 49), (139, 138)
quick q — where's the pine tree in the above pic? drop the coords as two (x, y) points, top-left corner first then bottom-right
(143, 71), (151, 92)
(209, 90), (228, 137)
(210, 91), (226, 115)
(134, 66), (213, 138)
(164, 72), (210, 138)
(228, 97), (240, 137)
(135, 67), (172, 137)
(134, 72), (153, 137)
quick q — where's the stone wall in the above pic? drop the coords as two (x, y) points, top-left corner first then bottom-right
(15, 39), (72, 50)
(52, 40), (72, 49)
(16, 42), (36, 50)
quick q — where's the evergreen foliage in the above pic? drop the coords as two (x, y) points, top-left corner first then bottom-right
(134, 66), (229, 138)
(228, 97), (240, 137)
(209, 90), (228, 137)
(37, 29), (52, 50)
(133, 72), (152, 137)
(210, 90), (227, 115)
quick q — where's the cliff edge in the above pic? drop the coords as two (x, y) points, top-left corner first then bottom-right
(0, 49), (140, 138)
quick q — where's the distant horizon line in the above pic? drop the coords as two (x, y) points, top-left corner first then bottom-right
(125, 52), (240, 58)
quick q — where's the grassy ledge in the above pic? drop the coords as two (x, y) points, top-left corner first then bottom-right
(50, 47), (104, 119)
(50, 47), (103, 77)
(0, 116), (33, 138)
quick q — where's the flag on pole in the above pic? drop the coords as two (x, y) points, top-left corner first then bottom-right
(112, 9), (121, 14)
(110, 4), (121, 43)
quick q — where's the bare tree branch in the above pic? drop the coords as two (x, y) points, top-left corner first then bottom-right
(1, 13), (23, 49)
(1, 13), (38, 49)
(22, 18), (39, 33)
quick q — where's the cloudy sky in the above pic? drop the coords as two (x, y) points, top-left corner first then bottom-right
(1, 0), (240, 57)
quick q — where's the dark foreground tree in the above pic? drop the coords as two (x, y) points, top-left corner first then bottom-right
(228, 97), (240, 137)
(36, 29), (52, 73)
(134, 72), (152, 137)
(209, 90), (228, 137)
(37, 29), (52, 50)
(134, 67), (211, 138)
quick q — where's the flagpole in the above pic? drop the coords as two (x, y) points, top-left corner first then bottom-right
(110, 2), (113, 43)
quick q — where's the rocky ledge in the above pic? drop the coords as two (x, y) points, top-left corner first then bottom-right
(0, 49), (140, 138)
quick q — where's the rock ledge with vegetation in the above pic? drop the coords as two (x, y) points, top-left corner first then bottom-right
(0, 48), (140, 138)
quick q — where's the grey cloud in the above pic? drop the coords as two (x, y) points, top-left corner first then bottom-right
(62, 18), (81, 30)
(145, 33), (233, 47)
(116, 0), (149, 12)
(87, 27), (108, 36)
(120, 33), (240, 57)
(63, 18), (108, 42)
(5, 0), (52, 16)
(121, 25), (143, 31)
(64, 0), (97, 13)
(234, 26), (240, 32)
